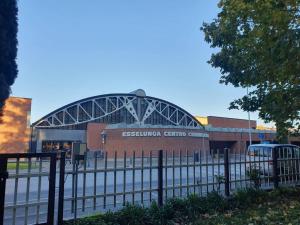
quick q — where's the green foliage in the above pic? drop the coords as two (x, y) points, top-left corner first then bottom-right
(0, 0), (18, 119)
(233, 188), (266, 209)
(115, 204), (151, 225)
(205, 191), (228, 212)
(214, 174), (225, 192)
(64, 188), (300, 225)
(201, 0), (300, 141)
(246, 166), (261, 188)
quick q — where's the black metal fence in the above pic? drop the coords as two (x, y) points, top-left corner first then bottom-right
(0, 153), (57, 225)
(1, 147), (300, 225)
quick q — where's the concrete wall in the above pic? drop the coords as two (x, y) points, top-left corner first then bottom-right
(0, 97), (31, 153)
(35, 129), (86, 153)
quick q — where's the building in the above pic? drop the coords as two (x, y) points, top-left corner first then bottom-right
(0, 97), (31, 153)
(1, 91), (299, 155)
(31, 90), (209, 156)
(196, 116), (276, 153)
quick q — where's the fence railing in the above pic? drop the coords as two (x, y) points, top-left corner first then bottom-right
(0, 153), (57, 225)
(1, 148), (300, 225)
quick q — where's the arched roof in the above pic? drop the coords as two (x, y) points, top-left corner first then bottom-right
(32, 91), (203, 129)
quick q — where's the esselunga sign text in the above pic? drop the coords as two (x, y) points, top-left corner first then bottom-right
(122, 131), (209, 138)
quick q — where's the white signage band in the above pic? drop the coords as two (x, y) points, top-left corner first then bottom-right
(122, 131), (209, 138)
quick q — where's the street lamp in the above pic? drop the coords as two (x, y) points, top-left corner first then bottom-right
(247, 87), (252, 146)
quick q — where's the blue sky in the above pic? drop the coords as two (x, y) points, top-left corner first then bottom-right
(13, 0), (265, 125)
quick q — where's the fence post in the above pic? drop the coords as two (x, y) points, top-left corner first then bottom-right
(0, 158), (8, 225)
(158, 150), (163, 207)
(47, 154), (57, 225)
(57, 151), (66, 225)
(272, 148), (279, 188)
(224, 148), (230, 197)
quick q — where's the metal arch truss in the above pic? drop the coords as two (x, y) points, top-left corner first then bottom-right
(33, 95), (202, 128)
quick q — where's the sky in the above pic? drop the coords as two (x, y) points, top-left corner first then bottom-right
(12, 0), (268, 125)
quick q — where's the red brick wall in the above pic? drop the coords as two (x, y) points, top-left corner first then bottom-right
(87, 123), (210, 157)
(87, 123), (107, 150)
(0, 97), (32, 153)
(208, 116), (257, 129)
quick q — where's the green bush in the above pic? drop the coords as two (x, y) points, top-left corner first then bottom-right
(63, 188), (300, 225)
(205, 191), (228, 212)
(115, 204), (151, 225)
(232, 188), (266, 209)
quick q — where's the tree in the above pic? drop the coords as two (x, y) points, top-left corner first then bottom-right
(0, 0), (18, 121)
(201, 0), (300, 143)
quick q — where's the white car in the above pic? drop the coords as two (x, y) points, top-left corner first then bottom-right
(246, 144), (300, 177)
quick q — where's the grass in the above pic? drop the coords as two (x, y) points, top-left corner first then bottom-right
(63, 187), (300, 225)
(7, 162), (38, 170)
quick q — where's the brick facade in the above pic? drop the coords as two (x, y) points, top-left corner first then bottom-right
(87, 123), (210, 157)
(207, 116), (257, 129)
(0, 97), (32, 153)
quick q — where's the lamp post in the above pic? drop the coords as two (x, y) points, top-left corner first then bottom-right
(101, 131), (107, 150)
(247, 87), (252, 146)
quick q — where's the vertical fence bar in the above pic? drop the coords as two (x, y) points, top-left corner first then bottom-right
(24, 158), (32, 225)
(58, 151), (66, 225)
(199, 150), (203, 196)
(224, 148), (230, 197)
(244, 146), (248, 188)
(132, 151), (136, 205)
(234, 151), (237, 190)
(123, 151), (127, 206)
(179, 150), (182, 197)
(272, 148), (279, 188)
(295, 149), (298, 183)
(93, 152), (97, 210)
(158, 150), (163, 207)
(141, 150), (144, 205)
(71, 162), (75, 213)
(165, 151), (168, 201)
(239, 149), (246, 188)
(172, 150), (175, 198)
(36, 158), (42, 224)
(82, 152), (87, 212)
(293, 150), (297, 183)
(205, 150), (209, 194)
(217, 150), (221, 192)
(186, 149), (189, 195)
(114, 151), (117, 207)
(297, 150), (300, 184)
(13, 158), (20, 225)
(193, 150), (196, 194)
(149, 151), (152, 202)
(284, 148), (287, 183)
(0, 157), (8, 225)
(74, 160), (78, 221)
(212, 150), (215, 191)
(103, 152), (108, 209)
(262, 148), (266, 186)
(47, 154), (57, 225)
